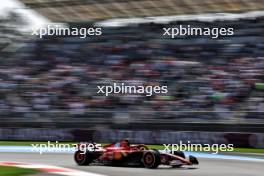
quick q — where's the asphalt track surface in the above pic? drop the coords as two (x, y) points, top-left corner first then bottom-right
(0, 153), (263, 176)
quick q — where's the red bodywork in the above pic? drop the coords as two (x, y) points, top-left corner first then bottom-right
(102, 143), (193, 166)
(76, 141), (198, 167)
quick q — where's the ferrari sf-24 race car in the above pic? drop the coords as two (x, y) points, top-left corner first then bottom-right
(74, 140), (199, 168)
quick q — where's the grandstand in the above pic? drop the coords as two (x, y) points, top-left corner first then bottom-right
(0, 11), (26, 58)
(20, 0), (264, 21)
(0, 18), (263, 124)
(0, 0), (263, 126)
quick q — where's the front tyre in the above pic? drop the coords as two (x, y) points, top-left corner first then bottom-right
(142, 150), (161, 169)
(74, 150), (94, 166)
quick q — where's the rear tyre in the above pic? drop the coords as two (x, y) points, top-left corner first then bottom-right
(142, 150), (161, 169)
(74, 150), (94, 166)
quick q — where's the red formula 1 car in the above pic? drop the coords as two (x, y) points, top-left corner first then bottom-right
(74, 140), (199, 169)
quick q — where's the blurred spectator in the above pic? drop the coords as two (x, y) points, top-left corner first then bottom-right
(0, 17), (263, 122)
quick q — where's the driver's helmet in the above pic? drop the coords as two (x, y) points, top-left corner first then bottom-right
(120, 139), (130, 147)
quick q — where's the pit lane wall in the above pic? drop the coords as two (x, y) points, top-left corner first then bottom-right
(0, 128), (263, 149)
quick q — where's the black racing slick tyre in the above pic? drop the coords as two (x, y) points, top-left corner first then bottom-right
(142, 150), (161, 169)
(74, 150), (94, 166)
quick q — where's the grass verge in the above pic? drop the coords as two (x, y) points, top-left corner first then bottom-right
(0, 141), (263, 154)
(0, 166), (39, 176)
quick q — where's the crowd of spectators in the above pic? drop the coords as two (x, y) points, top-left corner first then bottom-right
(0, 17), (263, 122)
